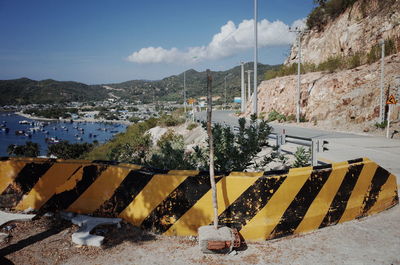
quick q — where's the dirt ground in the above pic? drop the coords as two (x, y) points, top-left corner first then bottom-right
(0, 204), (399, 265)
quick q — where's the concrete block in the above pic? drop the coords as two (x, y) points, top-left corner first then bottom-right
(0, 210), (36, 227)
(198, 226), (234, 254)
(70, 214), (121, 247)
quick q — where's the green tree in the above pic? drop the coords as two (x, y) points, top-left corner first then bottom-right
(47, 141), (94, 159)
(7, 141), (40, 157)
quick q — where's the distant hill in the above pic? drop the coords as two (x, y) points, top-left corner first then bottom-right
(107, 62), (280, 103)
(0, 62), (280, 105)
(0, 78), (108, 105)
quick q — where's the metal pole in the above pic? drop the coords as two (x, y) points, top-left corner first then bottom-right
(386, 104), (391, 138)
(184, 71), (187, 113)
(253, 0), (258, 116)
(380, 40), (385, 123)
(297, 34), (301, 123)
(247, 70), (252, 102)
(224, 76), (227, 109)
(241, 62), (245, 112)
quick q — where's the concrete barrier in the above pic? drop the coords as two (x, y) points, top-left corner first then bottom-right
(0, 157), (398, 240)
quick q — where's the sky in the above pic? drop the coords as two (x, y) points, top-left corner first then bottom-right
(0, 0), (314, 84)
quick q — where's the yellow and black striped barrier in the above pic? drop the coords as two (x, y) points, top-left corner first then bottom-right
(0, 157), (398, 240)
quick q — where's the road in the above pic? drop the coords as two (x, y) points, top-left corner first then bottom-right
(194, 110), (400, 181)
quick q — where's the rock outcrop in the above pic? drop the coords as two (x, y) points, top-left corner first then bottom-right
(247, 0), (400, 134)
(285, 0), (400, 65)
(247, 53), (400, 129)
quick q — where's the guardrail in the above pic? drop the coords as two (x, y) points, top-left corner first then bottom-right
(195, 118), (328, 166)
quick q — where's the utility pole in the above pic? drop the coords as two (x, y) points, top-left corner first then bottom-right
(379, 39), (385, 123)
(183, 71), (187, 113)
(224, 75), (227, 110)
(246, 70), (253, 104)
(206, 69), (218, 229)
(290, 27), (309, 123)
(253, 0), (258, 116)
(241, 62), (245, 112)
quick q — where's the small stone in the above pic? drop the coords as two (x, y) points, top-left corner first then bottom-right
(60, 212), (76, 220)
(0, 232), (9, 243)
(363, 127), (370, 132)
(189, 235), (196, 241)
(4, 224), (16, 231)
(23, 207), (35, 214)
(229, 250), (238, 256)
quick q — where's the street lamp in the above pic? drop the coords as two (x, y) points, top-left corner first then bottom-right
(379, 39), (385, 123)
(290, 27), (309, 123)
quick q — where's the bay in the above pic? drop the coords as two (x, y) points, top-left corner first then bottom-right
(0, 112), (127, 157)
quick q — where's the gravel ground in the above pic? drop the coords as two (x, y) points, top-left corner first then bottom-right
(0, 204), (399, 265)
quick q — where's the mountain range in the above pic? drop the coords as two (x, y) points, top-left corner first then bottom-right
(0, 62), (279, 105)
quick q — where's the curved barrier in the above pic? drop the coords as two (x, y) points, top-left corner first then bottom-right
(0, 157), (398, 240)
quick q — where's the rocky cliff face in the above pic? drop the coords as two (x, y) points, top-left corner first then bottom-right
(247, 53), (400, 131)
(285, 0), (400, 65)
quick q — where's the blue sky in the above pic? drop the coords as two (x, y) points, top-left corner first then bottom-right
(0, 0), (314, 84)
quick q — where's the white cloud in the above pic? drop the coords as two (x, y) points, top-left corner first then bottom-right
(127, 18), (306, 64)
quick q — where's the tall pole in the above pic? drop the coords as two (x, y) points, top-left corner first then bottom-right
(183, 71), (187, 113)
(253, 0), (258, 115)
(247, 70), (253, 103)
(224, 75), (227, 109)
(296, 34), (301, 123)
(206, 69), (218, 230)
(241, 62), (245, 112)
(379, 39), (385, 123)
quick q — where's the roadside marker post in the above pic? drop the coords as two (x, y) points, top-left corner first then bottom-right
(386, 95), (397, 138)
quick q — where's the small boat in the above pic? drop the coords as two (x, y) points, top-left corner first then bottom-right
(15, 130), (25, 135)
(47, 137), (60, 144)
(19, 120), (30, 124)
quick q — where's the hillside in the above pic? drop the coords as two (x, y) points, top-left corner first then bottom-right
(247, 0), (400, 136)
(286, 0), (400, 65)
(107, 62), (279, 103)
(0, 78), (109, 105)
(0, 63), (278, 106)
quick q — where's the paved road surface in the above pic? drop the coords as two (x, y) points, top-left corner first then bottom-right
(194, 110), (400, 181)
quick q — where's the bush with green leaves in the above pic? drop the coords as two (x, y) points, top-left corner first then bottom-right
(7, 141), (40, 157)
(157, 114), (185, 127)
(147, 130), (192, 170)
(47, 141), (95, 159)
(207, 115), (272, 172)
(374, 121), (387, 129)
(292, 147), (311, 168)
(186, 123), (198, 131)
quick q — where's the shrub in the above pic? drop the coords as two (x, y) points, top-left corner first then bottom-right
(348, 52), (362, 69)
(292, 147), (311, 168)
(186, 123), (198, 130)
(374, 121), (387, 129)
(287, 114), (296, 122)
(367, 44), (381, 64)
(157, 114), (185, 127)
(267, 110), (281, 122)
(318, 56), (343, 73)
(147, 130), (192, 170)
